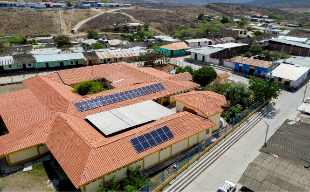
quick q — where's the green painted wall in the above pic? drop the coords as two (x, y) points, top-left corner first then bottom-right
(157, 48), (188, 57)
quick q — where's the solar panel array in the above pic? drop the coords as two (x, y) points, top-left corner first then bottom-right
(75, 83), (166, 112)
(130, 126), (174, 153)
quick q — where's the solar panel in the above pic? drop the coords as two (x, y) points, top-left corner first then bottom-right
(81, 101), (92, 110)
(92, 98), (103, 107)
(98, 96), (108, 106)
(133, 89), (142, 97)
(128, 90), (137, 98)
(119, 92), (127, 100)
(158, 83), (165, 91)
(75, 102), (85, 112)
(75, 83), (167, 112)
(142, 87), (150, 94)
(103, 95), (112, 105)
(131, 126), (174, 153)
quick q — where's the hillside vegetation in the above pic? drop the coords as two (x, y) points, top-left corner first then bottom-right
(247, 0), (310, 9)
(0, 10), (60, 36)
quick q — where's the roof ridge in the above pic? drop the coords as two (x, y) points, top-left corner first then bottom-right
(40, 76), (73, 101)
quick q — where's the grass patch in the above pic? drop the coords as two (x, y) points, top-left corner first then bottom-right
(27, 162), (47, 179)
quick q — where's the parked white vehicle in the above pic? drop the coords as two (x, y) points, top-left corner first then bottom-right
(216, 181), (236, 192)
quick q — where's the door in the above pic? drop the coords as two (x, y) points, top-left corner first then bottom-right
(76, 61), (79, 65)
(249, 68), (255, 76)
(46, 63), (49, 68)
(22, 64), (26, 70)
(60, 62), (64, 67)
(239, 66), (243, 72)
(202, 56), (205, 62)
(198, 42), (200, 47)
(171, 50), (173, 57)
(195, 54), (197, 60)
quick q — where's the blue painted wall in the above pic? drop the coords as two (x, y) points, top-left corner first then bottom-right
(234, 62), (268, 78)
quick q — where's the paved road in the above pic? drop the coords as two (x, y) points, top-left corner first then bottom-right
(182, 83), (307, 191)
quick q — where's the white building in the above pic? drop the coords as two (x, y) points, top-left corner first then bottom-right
(184, 38), (214, 48)
(188, 47), (223, 62)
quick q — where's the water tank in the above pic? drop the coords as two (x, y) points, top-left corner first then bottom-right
(226, 25), (229, 28)
(158, 33), (160, 35)
(102, 37), (105, 40)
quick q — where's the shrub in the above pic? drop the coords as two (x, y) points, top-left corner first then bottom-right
(245, 52), (252, 58)
(72, 81), (104, 95)
(224, 106), (241, 122)
(176, 65), (194, 75)
(224, 82), (252, 109)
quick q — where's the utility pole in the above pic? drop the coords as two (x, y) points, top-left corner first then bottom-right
(262, 119), (269, 147)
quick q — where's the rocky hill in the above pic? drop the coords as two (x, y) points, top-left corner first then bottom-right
(247, 0), (310, 8)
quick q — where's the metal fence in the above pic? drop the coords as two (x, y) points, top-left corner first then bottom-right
(137, 99), (268, 192)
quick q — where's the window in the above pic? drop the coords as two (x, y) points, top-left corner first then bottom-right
(9, 65), (11, 68)
(119, 57), (122, 60)
(224, 79), (227, 82)
(257, 70), (261, 74)
(206, 129), (210, 134)
(28, 64), (31, 67)
(107, 58), (111, 62)
(71, 61), (73, 64)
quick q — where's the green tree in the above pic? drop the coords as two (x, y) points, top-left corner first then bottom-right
(144, 22), (150, 29)
(249, 44), (263, 55)
(176, 67), (185, 74)
(193, 66), (217, 87)
(224, 106), (241, 122)
(252, 31), (264, 36)
(87, 30), (99, 40)
(81, 43), (90, 51)
(267, 12), (285, 20)
(304, 22), (310, 29)
(72, 81), (105, 95)
(176, 65), (194, 75)
(91, 42), (105, 49)
(7, 36), (27, 45)
(204, 83), (232, 95)
(245, 52), (252, 58)
(138, 49), (167, 65)
(197, 13), (205, 20)
(54, 35), (72, 48)
(237, 18), (248, 29)
(221, 16), (229, 24)
(66, 1), (73, 7)
(224, 82), (252, 109)
(248, 76), (282, 101)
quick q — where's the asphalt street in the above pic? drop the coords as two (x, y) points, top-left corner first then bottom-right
(182, 80), (308, 191)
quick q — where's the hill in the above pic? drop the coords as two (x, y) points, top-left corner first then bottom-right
(247, 0), (310, 9)
(129, 0), (252, 6)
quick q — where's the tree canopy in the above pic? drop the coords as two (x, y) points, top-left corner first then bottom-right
(54, 35), (72, 48)
(252, 31), (264, 36)
(66, 1), (73, 7)
(267, 12), (285, 20)
(192, 66), (217, 87)
(176, 65), (194, 75)
(249, 76), (282, 101)
(221, 16), (229, 24)
(245, 52), (252, 58)
(237, 18), (249, 29)
(91, 42), (105, 49)
(224, 82), (252, 109)
(87, 30), (99, 40)
(249, 44), (263, 55)
(72, 81), (105, 95)
(138, 49), (167, 65)
(224, 106), (241, 122)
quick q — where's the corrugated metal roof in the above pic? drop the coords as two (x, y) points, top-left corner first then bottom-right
(298, 103), (310, 113)
(185, 38), (212, 43)
(266, 64), (309, 81)
(96, 49), (146, 59)
(270, 38), (310, 49)
(86, 100), (175, 135)
(34, 53), (85, 63)
(238, 152), (310, 192)
(188, 47), (223, 55)
(0, 56), (14, 66)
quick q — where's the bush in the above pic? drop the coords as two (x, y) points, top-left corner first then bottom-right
(87, 30), (99, 40)
(176, 65), (194, 75)
(72, 81), (105, 95)
(54, 35), (72, 48)
(245, 52), (252, 58)
(193, 66), (217, 87)
(211, 83), (232, 95)
(224, 82), (252, 109)
(224, 106), (241, 122)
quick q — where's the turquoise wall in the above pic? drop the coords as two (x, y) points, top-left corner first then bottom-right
(158, 48), (188, 57)
(3, 63), (35, 70)
(36, 59), (83, 68)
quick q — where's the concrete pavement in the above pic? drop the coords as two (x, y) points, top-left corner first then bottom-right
(182, 85), (307, 191)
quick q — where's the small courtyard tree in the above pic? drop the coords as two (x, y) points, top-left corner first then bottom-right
(249, 76), (282, 101)
(192, 66), (217, 87)
(138, 49), (167, 66)
(224, 82), (252, 109)
(54, 35), (72, 48)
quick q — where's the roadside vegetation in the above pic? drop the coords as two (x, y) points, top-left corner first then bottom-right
(98, 166), (149, 192)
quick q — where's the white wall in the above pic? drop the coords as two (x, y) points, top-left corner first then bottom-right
(208, 113), (221, 131)
(105, 166), (127, 181)
(199, 129), (212, 142)
(188, 134), (198, 147)
(172, 139), (188, 155)
(129, 159), (143, 169)
(9, 146), (38, 164)
(144, 152), (159, 168)
(160, 147), (171, 161)
(39, 145), (49, 154)
(86, 178), (103, 192)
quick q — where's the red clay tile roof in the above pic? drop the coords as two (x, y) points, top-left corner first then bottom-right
(160, 42), (190, 50)
(168, 72), (192, 81)
(217, 72), (230, 79)
(0, 63), (202, 189)
(139, 67), (172, 79)
(173, 91), (227, 117)
(234, 56), (272, 68)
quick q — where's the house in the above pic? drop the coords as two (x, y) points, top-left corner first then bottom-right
(34, 53), (85, 68)
(123, 4), (131, 7)
(188, 47), (224, 63)
(268, 37), (310, 57)
(264, 19), (275, 23)
(184, 38), (214, 48)
(158, 42), (190, 57)
(214, 72), (230, 85)
(95, 48), (147, 64)
(234, 56), (273, 78)
(154, 35), (179, 43)
(0, 62), (205, 192)
(30, 48), (62, 55)
(265, 28), (282, 35)
(266, 64), (309, 89)
(173, 91), (227, 131)
(219, 28), (248, 39)
(238, 119), (310, 191)
(127, 23), (143, 29)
